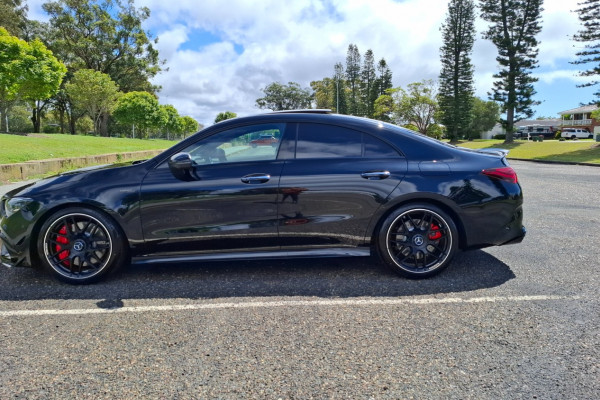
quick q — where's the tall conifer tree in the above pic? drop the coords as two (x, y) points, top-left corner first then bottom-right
(361, 49), (376, 117)
(376, 59), (393, 97)
(439, 0), (476, 142)
(345, 44), (361, 115)
(480, 0), (543, 143)
(572, 0), (600, 101)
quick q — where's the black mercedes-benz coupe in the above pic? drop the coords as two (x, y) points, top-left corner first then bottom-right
(1, 111), (525, 284)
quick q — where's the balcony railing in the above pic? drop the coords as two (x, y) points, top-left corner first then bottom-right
(560, 119), (591, 126)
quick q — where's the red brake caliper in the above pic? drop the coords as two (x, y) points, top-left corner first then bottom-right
(55, 225), (70, 266)
(428, 223), (443, 240)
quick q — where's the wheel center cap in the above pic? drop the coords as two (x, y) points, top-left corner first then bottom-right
(73, 240), (85, 252)
(413, 235), (425, 246)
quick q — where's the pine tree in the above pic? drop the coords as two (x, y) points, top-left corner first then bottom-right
(438, 0), (476, 142)
(376, 59), (393, 97)
(361, 49), (377, 117)
(572, 0), (600, 101)
(333, 62), (348, 114)
(480, 0), (543, 143)
(345, 44), (361, 116)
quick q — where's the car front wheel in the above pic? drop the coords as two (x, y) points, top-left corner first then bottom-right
(377, 204), (458, 278)
(37, 207), (127, 284)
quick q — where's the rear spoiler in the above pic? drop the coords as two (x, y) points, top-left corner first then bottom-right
(474, 148), (509, 157)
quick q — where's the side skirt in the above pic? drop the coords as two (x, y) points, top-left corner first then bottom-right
(131, 248), (372, 265)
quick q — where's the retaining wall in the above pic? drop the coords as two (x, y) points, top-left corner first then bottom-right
(0, 150), (163, 183)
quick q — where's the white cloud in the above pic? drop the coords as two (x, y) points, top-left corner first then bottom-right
(28, 0), (590, 126)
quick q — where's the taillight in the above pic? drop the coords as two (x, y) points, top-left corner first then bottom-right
(482, 167), (518, 184)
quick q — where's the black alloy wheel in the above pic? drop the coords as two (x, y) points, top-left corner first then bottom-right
(37, 208), (126, 284)
(378, 204), (458, 278)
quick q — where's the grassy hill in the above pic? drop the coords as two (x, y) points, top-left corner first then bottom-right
(0, 133), (174, 164)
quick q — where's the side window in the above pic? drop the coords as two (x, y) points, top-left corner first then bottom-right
(295, 123), (400, 159)
(296, 123), (362, 158)
(364, 134), (400, 158)
(182, 123), (285, 166)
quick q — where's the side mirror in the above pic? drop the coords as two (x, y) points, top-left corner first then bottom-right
(169, 152), (193, 170)
(168, 152), (195, 181)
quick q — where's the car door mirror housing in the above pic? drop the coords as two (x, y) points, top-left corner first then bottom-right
(168, 152), (196, 181)
(169, 152), (193, 170)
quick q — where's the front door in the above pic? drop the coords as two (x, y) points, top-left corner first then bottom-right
(139, 123), (286, 257)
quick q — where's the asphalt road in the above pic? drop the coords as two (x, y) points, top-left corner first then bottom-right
(0, 160), (598, 399)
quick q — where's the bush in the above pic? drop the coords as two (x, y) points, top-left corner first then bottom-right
(559, 137), (566, 141)
(493, 134), (506, 140)
(42, 124), (60, 133)
(554, 130), (562, 139)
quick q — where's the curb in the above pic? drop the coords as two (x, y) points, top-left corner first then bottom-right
(508, 158), (600, 167)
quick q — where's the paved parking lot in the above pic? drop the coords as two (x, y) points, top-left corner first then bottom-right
(0, 160), (598, 399)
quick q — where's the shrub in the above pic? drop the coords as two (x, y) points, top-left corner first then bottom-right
(493, 134), (506, 140)
(554, 130), (562, 139)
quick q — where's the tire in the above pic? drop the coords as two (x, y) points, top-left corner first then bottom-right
(37, 207), (127, 284)
(377, 204), (458, 279)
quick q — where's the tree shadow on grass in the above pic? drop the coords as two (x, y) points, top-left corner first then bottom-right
(0, 250), (515, 302)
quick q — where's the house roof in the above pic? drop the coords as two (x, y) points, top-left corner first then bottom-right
(558, 105), (598, 115)
(515, 119), (561, 127)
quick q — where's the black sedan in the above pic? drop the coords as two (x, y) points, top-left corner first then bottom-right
(0, 111), (525, 284)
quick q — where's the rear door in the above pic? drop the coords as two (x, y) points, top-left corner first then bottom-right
(277, 122), (407, 249)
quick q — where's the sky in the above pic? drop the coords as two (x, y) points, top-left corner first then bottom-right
(27, 0), (597, 127)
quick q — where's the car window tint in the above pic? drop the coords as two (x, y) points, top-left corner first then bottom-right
(296, 123), (362, 158)
(182, 123), (285, 165)
(364, 134), (399, 157)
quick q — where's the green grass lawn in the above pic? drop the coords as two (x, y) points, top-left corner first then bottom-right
(0, 133), (174, 164)
(1, 133), (599, 165)
(454, 139), (600, 164)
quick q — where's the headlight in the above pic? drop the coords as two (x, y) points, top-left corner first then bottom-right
(4, 197), (34, 218)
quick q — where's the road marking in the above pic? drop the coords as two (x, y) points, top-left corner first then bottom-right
(0, 295), (582, 317)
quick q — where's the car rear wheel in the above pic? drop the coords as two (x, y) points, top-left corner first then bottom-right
(37, 207), (127, 284)
(377, 204), (458, 278)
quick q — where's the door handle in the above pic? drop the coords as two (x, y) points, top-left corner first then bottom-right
(361, 171), (390, 180)
(241, 173), (271, 184)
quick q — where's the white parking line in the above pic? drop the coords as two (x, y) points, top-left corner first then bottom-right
(0, 295), (582, 317)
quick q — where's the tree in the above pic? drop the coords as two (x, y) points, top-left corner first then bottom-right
(214, 111), (237, 123)
(42, 0), (162, 93)
(0, 27), (27, 132)
(572, 0), (600, 101)
(159, 104), (183, 140)
(480, 0), (543, 143)
(256, 82), (312, 111)
(345, 44), (361, 115)
(373, 92), (394, 122)
(375, 58), (393, 97)
(438, 0), (476, 143)
(466, 97), (500, 139)
(333, 62), (348, 114)
(310, 78), (335, 110)
(65, 69), (120, 135)
(0, 28), (66, 133)
(393, 80), (440, 136)
(112, 91), (165, 138)
(0, 0), (28, 37)
(180, 115), (200, 138)
(21, 39), (67, 133)
(361, 49), (377, 117)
